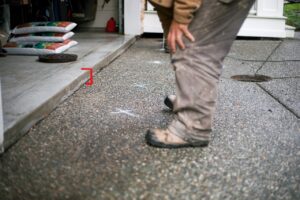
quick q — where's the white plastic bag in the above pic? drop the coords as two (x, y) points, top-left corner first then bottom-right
(3, 39), (78, 55)
(12, 22), (77, 34)
(9, 32), (75, 42)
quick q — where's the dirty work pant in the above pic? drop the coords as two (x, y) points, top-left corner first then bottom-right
(154, 0), (255, 142)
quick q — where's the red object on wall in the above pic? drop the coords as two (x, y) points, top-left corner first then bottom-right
(106, 17), (117, 33)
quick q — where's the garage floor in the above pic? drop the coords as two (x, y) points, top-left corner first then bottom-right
(0, 32), (136, 149)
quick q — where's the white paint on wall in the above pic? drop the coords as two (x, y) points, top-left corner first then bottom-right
(124, 0), (143, 35)
(257, 0), (283, 17)
(144, 11), (163, 33)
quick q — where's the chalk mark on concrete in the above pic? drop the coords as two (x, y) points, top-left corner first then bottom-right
(111, 108), (139, 118)
(133, 83), (148, 89)
(149, 60), (163, 65)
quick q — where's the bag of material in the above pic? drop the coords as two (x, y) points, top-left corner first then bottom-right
(12, 22), (77, 34)
(9, 32), (75, 42)
(3, 39), (78, 55)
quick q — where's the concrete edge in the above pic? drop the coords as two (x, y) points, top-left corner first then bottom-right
(3, 36), (137, 151)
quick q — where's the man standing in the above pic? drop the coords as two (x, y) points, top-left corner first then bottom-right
(146, 0), (255, 148)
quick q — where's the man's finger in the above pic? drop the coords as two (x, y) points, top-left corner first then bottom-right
(183, 28), (195, 42)
(167, 34), (172, 52)
(168, 34), (176, 53)
(176, 35), (185, 50)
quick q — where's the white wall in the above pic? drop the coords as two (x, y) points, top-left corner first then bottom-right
(80, 0), (119, 28)
(124, 0), (144, 35)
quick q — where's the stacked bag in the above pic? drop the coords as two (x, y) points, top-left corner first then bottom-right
(3, 21), (78, 55)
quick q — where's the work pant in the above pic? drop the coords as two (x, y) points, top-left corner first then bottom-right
(154, 0), (255, 143)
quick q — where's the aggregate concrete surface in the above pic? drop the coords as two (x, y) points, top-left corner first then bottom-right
(0, 38), (299, 200)
(0, 32), (135, 149)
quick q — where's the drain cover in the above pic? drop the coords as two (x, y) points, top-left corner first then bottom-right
(231, 74), (272, 82)
(38, 54), (78, 63)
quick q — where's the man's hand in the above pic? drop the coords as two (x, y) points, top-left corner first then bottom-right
(167, 20), (195, 53)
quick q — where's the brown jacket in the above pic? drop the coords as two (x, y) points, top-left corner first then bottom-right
(149, 0), (202, 24)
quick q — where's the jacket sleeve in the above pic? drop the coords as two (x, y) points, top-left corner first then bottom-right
(173, 0), (202, 24)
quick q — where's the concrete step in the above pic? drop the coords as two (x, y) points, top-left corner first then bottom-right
(285, 25), (296, 38)
(0, 33), (136, 151)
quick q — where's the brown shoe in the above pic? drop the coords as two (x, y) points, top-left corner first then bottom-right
(145, 128), (209, 148)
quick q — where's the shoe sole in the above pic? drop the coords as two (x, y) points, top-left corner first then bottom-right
(145, 130), (209, 149)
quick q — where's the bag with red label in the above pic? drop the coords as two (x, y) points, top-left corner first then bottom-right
(3, 39), (78, 55)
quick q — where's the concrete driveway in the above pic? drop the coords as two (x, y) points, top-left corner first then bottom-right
(0, 37), (299, 200)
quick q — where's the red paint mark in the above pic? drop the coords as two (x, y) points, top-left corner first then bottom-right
(81, 68), (94, 86)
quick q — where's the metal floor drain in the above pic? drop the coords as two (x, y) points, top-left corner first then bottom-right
(231, 74), (272, 82)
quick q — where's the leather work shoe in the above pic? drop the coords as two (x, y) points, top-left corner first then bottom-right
(164, 95), (176, 110)
(145, 128), (209, 148)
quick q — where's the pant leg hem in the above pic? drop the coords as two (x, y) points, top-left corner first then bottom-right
(168, 119), (211, 143)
